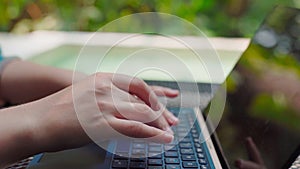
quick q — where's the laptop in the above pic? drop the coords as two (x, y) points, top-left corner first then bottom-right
(27, 6), (300, 169)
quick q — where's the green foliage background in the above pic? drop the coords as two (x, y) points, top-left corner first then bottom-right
(0, 0), (299, 37)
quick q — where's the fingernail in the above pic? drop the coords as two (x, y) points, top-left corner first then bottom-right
(168, 117), (178, 125)
(168, 89), (179, 94)
(168, 118), (174, 125)
(172, 116), (179, 123)
(155, 103), (161, 111)
(163, 133), (174, 143)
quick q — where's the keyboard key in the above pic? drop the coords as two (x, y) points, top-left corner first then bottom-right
(178, 132), (189, 137)
(177, 123), (187, 128)
(182, 155), (196, 161)
(194, 138), (200, 143)
(198, 153), (205, 159)
(177, 128), (189, 132)
(196, 148), (203, 153)
(164, 143), (176, 146)
(112, 159), (128, 168)
(116, 141), (131, 153)
(165, 151), (179, 157)
(148, 153), (162, 159)
(201, 165), (208, 169)
(149, 143), (162, 147)
(164, 145), (178, 151)
(180, 148), (194, 155)
(148, 159), (163, 166)
(199, 158), (207, 164)
(130, 161), (146, 168)
(166, 164), (180, 169)
(194, 143), (201, 148)
(165, 158), (179, 164)
(149, 146), (162, 152)
(133, 143), (145, 149)
(114, 152), (129, 160)
(179, 143), (192, 148)
(191, 129), (198, 134)
(183, 161), (198, 168)
(148, 166), (163, 169)
(192, 134), (199, 138)
(132, 149), (146, 155)
(180, 138), (191, 143)
(130, 157), (146, 162)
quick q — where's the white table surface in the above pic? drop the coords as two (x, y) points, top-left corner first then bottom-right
(0, 31), (250, 84)
(0, 31), (250, 60)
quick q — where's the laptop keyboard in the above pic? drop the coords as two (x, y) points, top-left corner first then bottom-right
(111, 107), (211, 169)
(145, 80), (220, 111)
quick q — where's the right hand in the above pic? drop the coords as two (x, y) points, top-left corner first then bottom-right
(235, 137), (267, 169)
(31, 73), (177, 152)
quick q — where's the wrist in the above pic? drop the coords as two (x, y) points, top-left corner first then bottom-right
(27, 95), (65, 153)
(29, 89), (90, 153)
(0, 101), (49, 165)
(20, 100), (53, 154)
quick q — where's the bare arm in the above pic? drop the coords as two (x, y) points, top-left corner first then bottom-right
(0, 60), (86, 105)
(0, 71), (179, 167)
(0, 101), (48, 168)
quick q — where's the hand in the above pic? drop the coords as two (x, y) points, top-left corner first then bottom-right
(150, 85), (179, 125)
(0, 72), (180, 167)
(235, 137), (267, 169)
(33, 73), (179, 152)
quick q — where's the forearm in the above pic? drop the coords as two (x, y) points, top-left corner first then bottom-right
(0, 90), (89, 168)
(0, 60), (86, 105)
(0, 102), (46, 168)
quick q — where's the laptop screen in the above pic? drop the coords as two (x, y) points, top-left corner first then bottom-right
(212, 6), (300, 169)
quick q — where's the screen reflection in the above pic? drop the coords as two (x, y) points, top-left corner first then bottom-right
(214, 6), (300, 169)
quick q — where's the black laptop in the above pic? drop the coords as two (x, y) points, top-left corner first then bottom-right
(27, 6), (300, 169)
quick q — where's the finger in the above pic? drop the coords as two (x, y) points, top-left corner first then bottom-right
(245, 137), (265, 165)
(162, 107), (179, 125)
(235, 159), (264, 169)
(112, 75), (160, 111)
(112, 85), (145, 104)
(110, 118), (174, 143)
(150, 86), (179, 98)
(113, 103), (171, 131)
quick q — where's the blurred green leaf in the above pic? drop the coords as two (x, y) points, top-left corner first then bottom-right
(0, 0), (298, 36)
